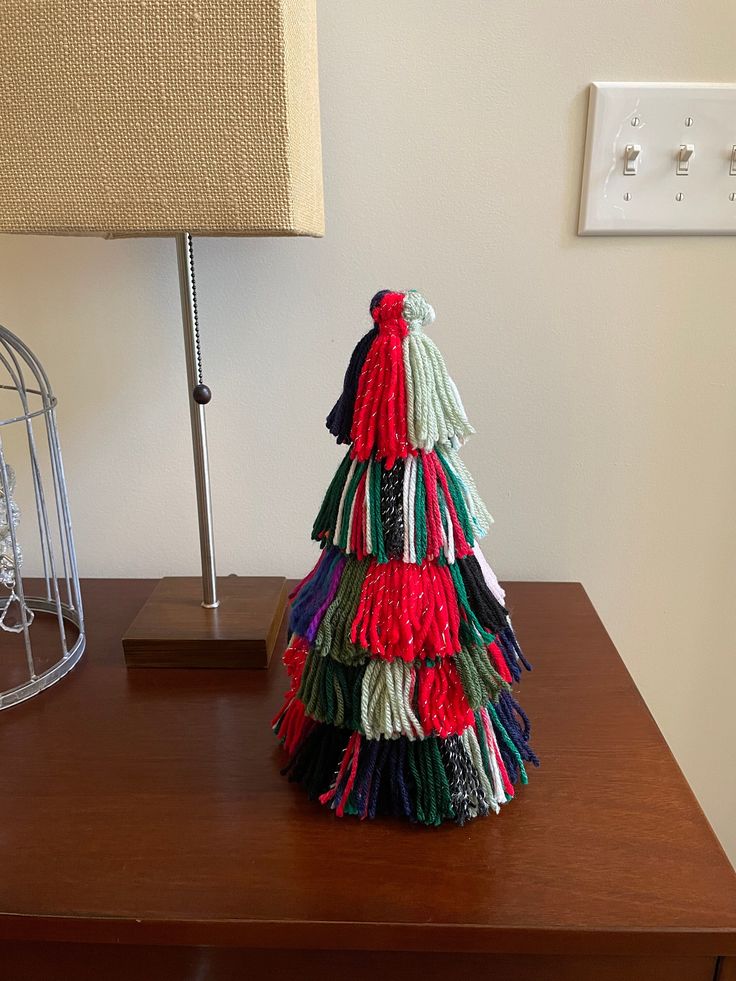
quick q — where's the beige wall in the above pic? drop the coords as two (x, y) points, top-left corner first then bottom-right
(0, 0), (734, 864)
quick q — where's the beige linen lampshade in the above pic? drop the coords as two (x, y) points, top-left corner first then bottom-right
(0, 0), (324, 668)
(0, 0), (324, 237)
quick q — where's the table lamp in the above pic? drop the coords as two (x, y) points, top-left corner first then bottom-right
(0, 0), (324, 668)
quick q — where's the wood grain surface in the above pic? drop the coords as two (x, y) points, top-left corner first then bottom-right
(719, 957), (736, 980)
(0, 579), (733, 965)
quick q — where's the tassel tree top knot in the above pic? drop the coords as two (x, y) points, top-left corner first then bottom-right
(369, 289), (435, 338)
(370, 290), (409, 338)
(402, 289), (436, 332)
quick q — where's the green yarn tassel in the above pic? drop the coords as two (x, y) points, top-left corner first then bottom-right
(454, 644), (510, 708)
(488, 703), (528, 785)
(414, 454), (427, 563)
(369, 459), (386, 562)
(313, 556), (369, 665)
(313, 445), (491, 564)
(428, 738), (455, 823)
(336, 459), (368, 551)
(312, 448), (352, 544)
(297, 649), (363, 730)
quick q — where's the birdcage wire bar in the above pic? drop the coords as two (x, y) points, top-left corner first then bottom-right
(0, 324), (84, 710)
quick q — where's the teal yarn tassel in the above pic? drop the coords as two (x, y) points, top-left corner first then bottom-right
(488, 702), (529, 786)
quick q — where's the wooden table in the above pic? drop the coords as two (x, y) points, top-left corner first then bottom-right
(0, 580), (734, 981)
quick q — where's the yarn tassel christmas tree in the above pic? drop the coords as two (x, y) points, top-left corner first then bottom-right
(273, 289), (538, 826)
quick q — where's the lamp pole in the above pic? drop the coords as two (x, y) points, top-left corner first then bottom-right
(175, 232), (218, 609)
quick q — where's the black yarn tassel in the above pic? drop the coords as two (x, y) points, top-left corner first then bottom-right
(282, 725), (349, 800)
(457, 555), (509, 634)
(325, 291), (390, 443)
(325, 327), (378, 443)
(380, 458), (405, 559)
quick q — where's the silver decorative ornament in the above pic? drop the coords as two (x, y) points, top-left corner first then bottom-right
(0, 325), (84, 708)
(0, 464), (23, 585)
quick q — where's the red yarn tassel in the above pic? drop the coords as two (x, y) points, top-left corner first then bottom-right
(281, 636), (309, 694)
(431, 451), (473, 559)
(274, 698), (316, 756)
(350, 468), (368, 558)
(421, 451), (443, 559)
(488, 640), (512, 683)
(351, 292), (409, 468)
(479, 707), (514, 798)
(271, 638), (313, 754)
(319, 730), (362, 816)
(351, 558), (460, 660)
(418, 657), (474, 737)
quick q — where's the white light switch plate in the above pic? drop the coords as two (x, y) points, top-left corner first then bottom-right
(579, 82), (736, 235)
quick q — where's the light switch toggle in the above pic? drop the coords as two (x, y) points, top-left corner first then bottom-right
(730, 145), (736, 176)
(623, 144), (641, 176)
(676, 143), (695, 175)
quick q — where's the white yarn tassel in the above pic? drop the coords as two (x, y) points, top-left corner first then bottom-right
(402, 290), (475, 452)
(479, 707), (508, 806)
(402, 454), (417, 563)
(364, 460), (373, 554)
(473, 543), (506, 605)
(462, 727), (498, 814)
(334, 458), (357, 544)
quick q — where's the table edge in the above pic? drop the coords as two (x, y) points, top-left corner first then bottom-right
(0, 914), (734, 957)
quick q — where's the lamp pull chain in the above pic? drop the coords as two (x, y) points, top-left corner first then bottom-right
(176, 232), (218, 608)
(187, 238), (203, 382)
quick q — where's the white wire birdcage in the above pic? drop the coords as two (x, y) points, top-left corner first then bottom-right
(0, 325), (84, 709)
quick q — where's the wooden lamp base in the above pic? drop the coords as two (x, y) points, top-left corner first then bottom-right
(122, 237), (290, 671)
(122, 575), (288, 669)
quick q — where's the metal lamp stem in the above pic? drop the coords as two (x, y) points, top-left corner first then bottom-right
(175, 232), (219, 609)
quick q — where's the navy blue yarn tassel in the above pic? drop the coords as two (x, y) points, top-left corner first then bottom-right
(325, 291), (389, 443)
(497, 690), (540, 767)
(368, 739), (391, 818)
(502, 623), (532, 672)
(289, 547), (344, 637)
(353, 738), (380, 816)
